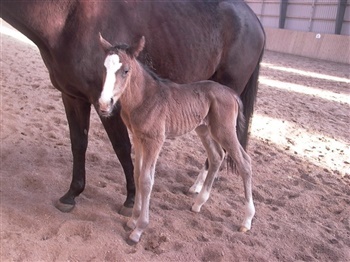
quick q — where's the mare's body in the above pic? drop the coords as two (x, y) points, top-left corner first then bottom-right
(99, 36), (254, 244)
(1, 1), (264, 213)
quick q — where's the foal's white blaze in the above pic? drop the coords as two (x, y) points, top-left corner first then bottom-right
(100, 54), (122, 104)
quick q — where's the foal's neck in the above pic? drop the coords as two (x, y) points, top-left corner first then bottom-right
(119, 60), (158, 112)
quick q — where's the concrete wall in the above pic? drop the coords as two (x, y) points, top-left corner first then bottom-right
(264, 27), (350, 64)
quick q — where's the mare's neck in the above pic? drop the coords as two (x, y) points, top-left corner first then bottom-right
(1, 1), (77, 49)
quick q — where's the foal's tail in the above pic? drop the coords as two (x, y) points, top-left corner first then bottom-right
(227, 94), (245, 174)
(235, 95), (246, 145)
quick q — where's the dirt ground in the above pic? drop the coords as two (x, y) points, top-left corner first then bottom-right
(1, 21), (349, 262)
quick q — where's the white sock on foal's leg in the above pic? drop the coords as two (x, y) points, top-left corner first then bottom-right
(126, 193), (141, 230)
(189, 167), (208, 194)
(239, 198), (255, 232)
(191, 186), (211, 213)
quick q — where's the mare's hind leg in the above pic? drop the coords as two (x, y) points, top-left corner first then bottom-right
(192, 125), (225, 212)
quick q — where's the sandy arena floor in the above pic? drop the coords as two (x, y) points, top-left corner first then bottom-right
(1, 21), (349, 261)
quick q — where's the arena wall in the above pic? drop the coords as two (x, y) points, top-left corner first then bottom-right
(264, 27), (350, 64)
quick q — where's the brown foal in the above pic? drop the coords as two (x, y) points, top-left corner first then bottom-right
(98, 35), (255, 244)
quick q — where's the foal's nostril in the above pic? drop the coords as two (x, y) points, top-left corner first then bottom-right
(110, 98), (114, 105)
(99, 100), (110, 114)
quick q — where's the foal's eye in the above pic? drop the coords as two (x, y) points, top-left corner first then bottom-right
(123, 67), (130, 77)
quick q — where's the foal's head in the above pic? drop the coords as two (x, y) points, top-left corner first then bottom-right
(98, 34), (145, 116)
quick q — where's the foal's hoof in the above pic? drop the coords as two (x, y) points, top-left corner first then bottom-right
(238, 226), (250, 233)
(191, 205), (201, 213)
(119, 206), (133, 217)
(126, 237), (138, 246)
(128, 231), (141, 244)
(55, 200), (75, 213)
(188, 187), (200, 194)
(126, 219), (136, 230)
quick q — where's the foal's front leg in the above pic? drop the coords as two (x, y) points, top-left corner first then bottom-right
(126, 140), (142, 230)
(128, 138), (163, 244)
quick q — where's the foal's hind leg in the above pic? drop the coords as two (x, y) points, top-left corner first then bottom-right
(189, 160), (208, 194)
(233, 147), (255, 232)
(211, 126), (255, 232)
(192, 125), (225, 212)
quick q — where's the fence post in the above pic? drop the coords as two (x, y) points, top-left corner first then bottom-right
(335, 0), (347, 34)
(279, 0), (288, 29)
(308, 0), (317, 32)
(260, 0), (266, 24)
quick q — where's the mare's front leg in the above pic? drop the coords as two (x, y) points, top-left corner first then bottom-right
(128, 138), (163, 244)
(56, 93), (91, 212)
(98, 105), (135, 216)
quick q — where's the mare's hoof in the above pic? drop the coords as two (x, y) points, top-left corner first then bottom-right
(238, 226), (249, 233)
(55, 200), (75, 213)
(119, 206), (133, 217)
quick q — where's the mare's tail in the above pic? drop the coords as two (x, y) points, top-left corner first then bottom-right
(239, 41), (265, 150)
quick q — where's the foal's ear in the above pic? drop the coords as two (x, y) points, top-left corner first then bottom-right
(99, 33), (113, 52)
(130, 36), (145, 58)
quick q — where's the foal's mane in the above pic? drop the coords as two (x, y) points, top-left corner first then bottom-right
(142, 64), (169, 83)
(108, 44), (169, 83)
(107, 43), (130, 54)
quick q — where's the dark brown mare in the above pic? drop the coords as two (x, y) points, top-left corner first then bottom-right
(1, 1), (265, 215)
(99, 35), (255, 244)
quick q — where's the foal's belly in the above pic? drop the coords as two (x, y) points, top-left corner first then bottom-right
(164, 86), (211, 138)
(165, 107), (207, 138)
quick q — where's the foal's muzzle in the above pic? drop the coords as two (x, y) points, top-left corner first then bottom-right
(98, 98), (114, 117)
